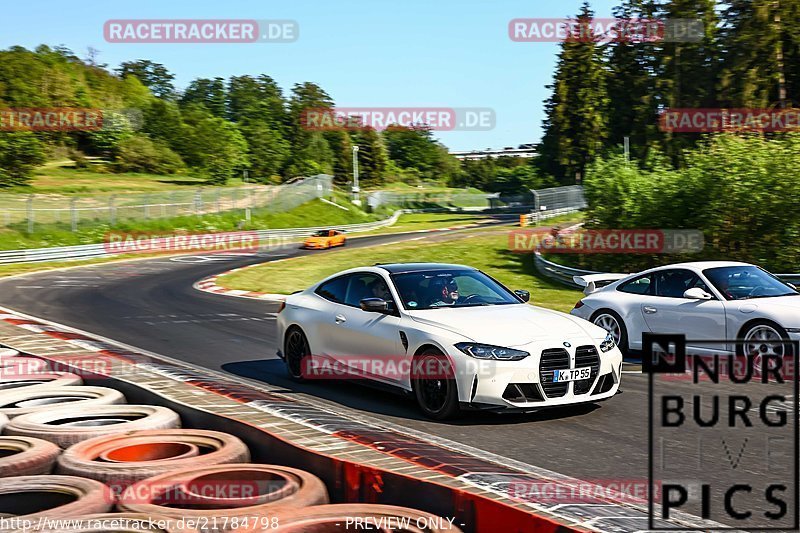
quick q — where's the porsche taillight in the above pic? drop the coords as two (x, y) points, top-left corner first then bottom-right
(277, 301), (286, 313)
(573, 300), (585, 310)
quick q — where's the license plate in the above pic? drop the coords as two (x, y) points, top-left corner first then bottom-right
(553, 367), (591, 382)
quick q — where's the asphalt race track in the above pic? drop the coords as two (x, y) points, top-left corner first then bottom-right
(0, 225), (795, 527)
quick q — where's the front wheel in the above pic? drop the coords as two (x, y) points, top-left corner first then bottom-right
(412, 350), (460, 420)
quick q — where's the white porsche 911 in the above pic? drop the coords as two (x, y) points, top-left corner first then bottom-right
(276, 263), (622, 419)
(571, 261), (800, 360)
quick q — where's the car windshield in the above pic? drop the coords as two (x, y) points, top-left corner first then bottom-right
(312, 230), (329, 237)
(703, 266), (798, 300)
(390, 269), (521, 310)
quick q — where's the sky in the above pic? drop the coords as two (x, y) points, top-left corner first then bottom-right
(3, 0), (619, 151)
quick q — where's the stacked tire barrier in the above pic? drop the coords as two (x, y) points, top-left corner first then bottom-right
(0, 349), (463, 532)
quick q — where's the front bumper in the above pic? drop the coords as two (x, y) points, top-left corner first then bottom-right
(451, 342), (623, 409)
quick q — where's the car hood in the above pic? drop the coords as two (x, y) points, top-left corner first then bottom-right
(407, 304), (604, 347)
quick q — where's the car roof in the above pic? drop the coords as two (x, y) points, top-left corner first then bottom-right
(374, 263), (477, 274)
(643, 260), (753, 273)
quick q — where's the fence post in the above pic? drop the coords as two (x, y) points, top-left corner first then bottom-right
(144, 195), (150, 219)
(194, 189), (203, 214)
(216, 189), (221, 213)
(26, 195), (33, 234)
(70, 198), (78, 232)
(170, 192), (177, 217)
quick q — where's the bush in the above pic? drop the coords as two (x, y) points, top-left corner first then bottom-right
(0, 132), (46, 187)
(579, 134), (800, 272)
(113, 135), (185, 174)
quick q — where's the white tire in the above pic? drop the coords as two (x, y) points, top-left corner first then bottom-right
(0, 372), (83, 393)
(0, 386), (125, 419)
(6, 405), (181, 448)
(0, 475), (112, 520)
(0, 348), (20, 358)
(0, 436), (61, 476)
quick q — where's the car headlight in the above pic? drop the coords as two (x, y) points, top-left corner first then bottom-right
(455, 342), (529, 361)
(599, 332), (616, 353)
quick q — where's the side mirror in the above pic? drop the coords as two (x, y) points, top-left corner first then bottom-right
(514, 289), (531, 303)
(683, 287), (713, 300)
(360, 297), (389, 313)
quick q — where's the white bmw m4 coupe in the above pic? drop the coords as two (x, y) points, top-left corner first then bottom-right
(571, 261), (800, 361)
(276, 263), (622, 419)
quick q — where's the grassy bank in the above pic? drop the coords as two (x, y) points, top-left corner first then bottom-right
(217, 227), (583, 313)
(0, 196), (383, 251)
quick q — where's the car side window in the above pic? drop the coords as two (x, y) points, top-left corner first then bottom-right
(315, 275), (350, 304)
(343, 273), (396, 309)
(618, 275), (652, 295)
(654, 269), (707, 298)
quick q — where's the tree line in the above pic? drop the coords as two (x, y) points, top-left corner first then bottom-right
(0, 46), (466, 188)
(538, 0), (800, 183)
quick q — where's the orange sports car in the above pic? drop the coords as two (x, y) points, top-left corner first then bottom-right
(303, 229), (346, 249)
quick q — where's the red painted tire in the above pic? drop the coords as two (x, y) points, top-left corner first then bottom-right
(266, 504), (464, 532)
(0, 436), (61, 477)
(0, 371), (83, 393)
(57, 430), (250, 491)
(30, 513), (192, 533)
(0, 475), (112, 520)
(118, 464), (328, 524)
(5, 405), (181, 448)
(0, 386), (125, 419)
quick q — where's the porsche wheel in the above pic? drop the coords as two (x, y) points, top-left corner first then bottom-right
(592, 309), (629, 354)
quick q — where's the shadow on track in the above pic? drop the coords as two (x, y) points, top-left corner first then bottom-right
(222, 359), (603, 426)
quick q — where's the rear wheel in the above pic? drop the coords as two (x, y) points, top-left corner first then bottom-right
(737, 320), (793, 373)
(592, 309), (629, 354)
(412, 350), (459, 420)
(284, 328), (310, 382)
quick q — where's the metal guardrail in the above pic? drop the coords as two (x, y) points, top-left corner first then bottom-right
(0, 209), (406, 265)
(534, 249), (800, 289)
(0, 184), (587, 266)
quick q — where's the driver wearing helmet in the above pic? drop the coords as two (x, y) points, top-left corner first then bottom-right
(429, 277), (459, 307)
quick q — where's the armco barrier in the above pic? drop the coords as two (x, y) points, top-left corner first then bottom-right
(534, 249), (800, 289)
(0, 210), (406, 265)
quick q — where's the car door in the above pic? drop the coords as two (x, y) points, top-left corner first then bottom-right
(642, 269), (727, 353)
(614, 274), (656, 351)
(312, 274), (354, 359)
(336, 273), (404, 385)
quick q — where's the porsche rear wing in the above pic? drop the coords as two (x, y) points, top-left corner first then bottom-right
(573, 273), (628, 295)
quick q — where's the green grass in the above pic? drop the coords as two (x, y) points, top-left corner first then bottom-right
(372, 182), (483, 195)
(0, 197), (380, 250)
(217, 229), (583, 313)
(359, 212), (492, 234)
(10, 165), (241, 195)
